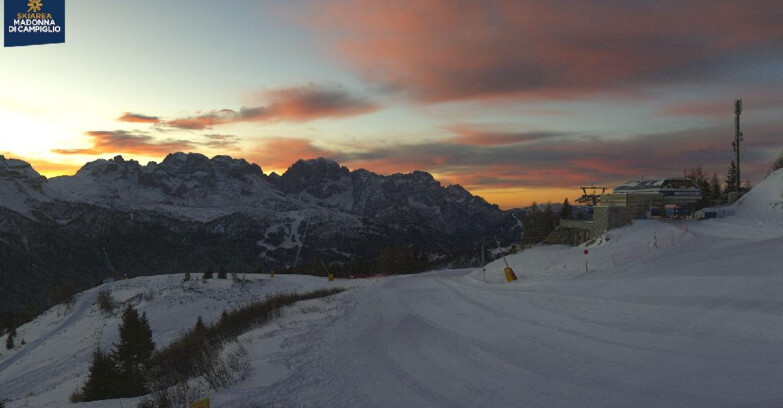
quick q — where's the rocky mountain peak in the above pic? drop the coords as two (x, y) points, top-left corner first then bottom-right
(76, 155), (142, 177)
(0, 155), (46, 182)
(156, 152), (263, 180)
(275, 157), (350, 196)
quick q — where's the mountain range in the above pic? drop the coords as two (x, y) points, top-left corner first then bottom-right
(0, 153), (517, 311)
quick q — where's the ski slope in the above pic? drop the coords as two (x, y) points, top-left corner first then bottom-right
(1, 170), (782, 407)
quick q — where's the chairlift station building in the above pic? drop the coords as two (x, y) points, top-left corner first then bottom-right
(551, 178), (701, 246)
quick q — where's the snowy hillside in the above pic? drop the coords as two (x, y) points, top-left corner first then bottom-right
(1, 171), (782, 407)
(0, 274), (375, 408)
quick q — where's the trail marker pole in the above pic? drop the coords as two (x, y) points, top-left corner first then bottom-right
(583, 249), (589, 273)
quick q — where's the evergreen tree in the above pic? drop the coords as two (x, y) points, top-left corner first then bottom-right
(81, 348), (118, 401)
(560, 198), (572, 220)
(5, 325), (15, 350)
(521, 202), (538, 245)
(193, 316), (206, 337)
(217, 267), (228, 279)
(112, 305), (155, 397)
(725, 160), (739, 193)
(202, 268), (213, 280)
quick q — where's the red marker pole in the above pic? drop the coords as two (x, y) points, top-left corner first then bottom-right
(583, 249), (589, 273)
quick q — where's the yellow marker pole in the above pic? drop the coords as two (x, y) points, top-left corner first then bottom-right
(496, 236), (518, 282)
(503, 266), (518, 282)
(190, 397), (210, 408)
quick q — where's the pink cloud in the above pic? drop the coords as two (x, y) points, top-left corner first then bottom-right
(303, 0), (783, 103)
(160, 84), (379, 130)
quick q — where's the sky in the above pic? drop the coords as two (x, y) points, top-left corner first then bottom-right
(1, 0), (782, 208)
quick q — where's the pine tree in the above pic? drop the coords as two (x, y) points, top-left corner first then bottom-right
(725, 160), (739, 193)
(81, 348), (118, 401)
(217, 267), (227, 279)
(202, 268), (213, 280)
(522, 202), (539, 245)
(560, 198), (572, 220)
(194, 316), (206, 336)
(114, 306), (155, 367)
(5, 326), (15, 350)
(112, 305), (155, 397)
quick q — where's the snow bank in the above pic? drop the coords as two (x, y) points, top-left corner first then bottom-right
(734, 168), (783, 216)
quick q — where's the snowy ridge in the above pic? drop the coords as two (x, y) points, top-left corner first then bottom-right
(0, 153), (502, 228)
(47, 153), (289, 220)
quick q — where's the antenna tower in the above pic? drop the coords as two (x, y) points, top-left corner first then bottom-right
(732, 99), (743, 193)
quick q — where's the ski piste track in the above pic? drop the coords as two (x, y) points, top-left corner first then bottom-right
(2, 214), (783, 407)
(224, 232), (783, 408)
(0, 290), (98, 393)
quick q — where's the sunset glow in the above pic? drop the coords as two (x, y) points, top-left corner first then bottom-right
(2, 0), (781, 208)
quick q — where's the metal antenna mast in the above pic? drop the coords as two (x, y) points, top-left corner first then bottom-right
(732, 99), (743, 193)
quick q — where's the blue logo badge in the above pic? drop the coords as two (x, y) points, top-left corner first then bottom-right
(5, 0), (65, 47)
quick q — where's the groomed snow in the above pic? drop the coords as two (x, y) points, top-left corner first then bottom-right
(1, 171), (782, 407)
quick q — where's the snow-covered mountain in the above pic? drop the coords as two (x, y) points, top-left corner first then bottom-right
(2, 153), (504, 226)
(0, 153), (512, 311)
(1, 170), (781, 408)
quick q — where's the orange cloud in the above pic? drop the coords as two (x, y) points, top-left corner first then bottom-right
(249, 137), (334, 172)
(52, 131), (198, 156)
(116, 112), (161, 124)
(447, 124), (560, 146)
